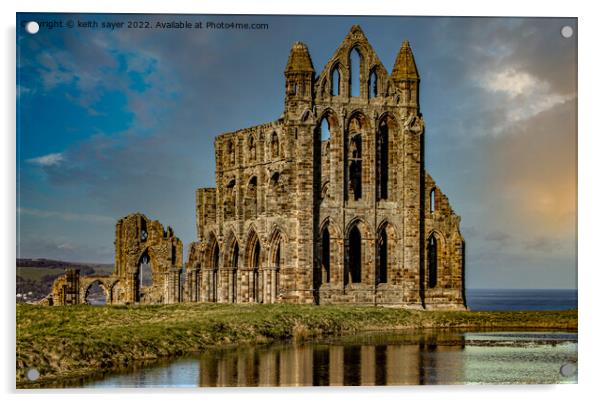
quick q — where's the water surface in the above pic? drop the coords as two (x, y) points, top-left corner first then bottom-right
(81, 331), (577, 387)
(466, 289), (577, 311)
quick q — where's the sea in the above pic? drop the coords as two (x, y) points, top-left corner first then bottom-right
(466, 289), (577, 311)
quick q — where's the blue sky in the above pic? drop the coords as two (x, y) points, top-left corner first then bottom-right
(16, 14), (577, 289)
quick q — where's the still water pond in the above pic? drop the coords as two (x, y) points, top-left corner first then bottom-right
(83, 331), (577, 387)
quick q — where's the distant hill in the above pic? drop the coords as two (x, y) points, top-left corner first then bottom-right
(16, 258), (114, 302)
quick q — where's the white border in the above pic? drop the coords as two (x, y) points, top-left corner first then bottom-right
(3, 1), (600, 401)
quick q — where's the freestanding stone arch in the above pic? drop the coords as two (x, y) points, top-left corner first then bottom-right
(79, 276), (118, 304)
(114, 213), (183, 304)
(50, 213), (183, 306)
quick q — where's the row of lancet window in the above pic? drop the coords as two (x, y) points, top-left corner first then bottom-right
(318, 223), (389, 287)
(329, 47), (379, 99)
(319, 223), (441, 289)
(320, 117), (390, 201)
(225, 132), (281, 165)
(204, 233), (282, 303)
(223, 172), (285, 220)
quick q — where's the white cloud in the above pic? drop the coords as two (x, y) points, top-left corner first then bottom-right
(26, 153), (64, 167)
(482, 68), (538, 97)
(477, 67), (575, 135)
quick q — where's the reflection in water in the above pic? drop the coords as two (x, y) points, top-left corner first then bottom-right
(84, 331), (577, 387)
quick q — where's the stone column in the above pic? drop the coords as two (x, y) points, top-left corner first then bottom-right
(402, 115), (424, 305)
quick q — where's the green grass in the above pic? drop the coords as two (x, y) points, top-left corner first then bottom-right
(16, 303), (577, 387)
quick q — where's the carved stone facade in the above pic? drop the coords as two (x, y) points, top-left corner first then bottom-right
(185, 26), (466, 309)
(50, 213), (183, 306)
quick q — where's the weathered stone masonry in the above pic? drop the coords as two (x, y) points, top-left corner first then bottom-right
(50, 25), (466, 309)
(185, 26), (466, 309)
(50, 213), (183, 305)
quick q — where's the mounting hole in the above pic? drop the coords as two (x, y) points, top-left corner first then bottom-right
(25, 21), (40, 35)
(560, 362), (577, 377)
(561, 25), (574, 39)
(26, 368), (40, 381)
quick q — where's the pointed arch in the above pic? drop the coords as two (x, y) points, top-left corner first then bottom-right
(247, 134), (257, 162)
(320, 117), (331, 141)
(349, 47), (361, 97)
(330, 64), (341, 96)
(267, 226), (286, 303)
(224, 230), (240, 268)
(246, 230), (261, 268)
(205, 232), (220, 269)
(267, 171), (286, 212)
(245, 228), (262, 303)
(320, 224), (331, 284)
(345, 218), (371, 285)
(346, 112), (369, 201)
(270, 131), (280, 158)
(83, 280), (109, 305)
(224, 179), (236, 220)
(348, 225), (362, 284)
(369, 67), (378, 98)
(377, 119), (389, 200)
(224, 231), (239, 303)
(245, 176), (258, 220)
(137, 249), (152, 286)
(318, 108), (340, 142)
(430, 187), (436, 213)
(300, 108), (312, 122)
(377, 113), (400, 201)
(205, 232), (220, 302)
(226, 139), (236, 166)
(320, 217), (343, 240)
(376, 221), (398, 285)
(427, 231), (445, 289)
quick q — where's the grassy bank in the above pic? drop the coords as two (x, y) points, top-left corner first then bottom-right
(16, 303), (577, 386)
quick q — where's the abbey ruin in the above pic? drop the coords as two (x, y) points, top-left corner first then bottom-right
(50, 25), (466, 310)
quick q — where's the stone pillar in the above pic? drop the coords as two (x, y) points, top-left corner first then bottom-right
(166, 268), (181, 304)
(402, 115), (424, 305)
(294, 123), (317, 304)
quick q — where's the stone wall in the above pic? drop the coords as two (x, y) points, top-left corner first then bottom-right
(50, 213), (183, 306)
(50, 26), (466, 311)
(186, 25), (467, 310)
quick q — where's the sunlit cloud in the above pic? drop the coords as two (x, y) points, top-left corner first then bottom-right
(482, 68), (538, 97)
(477, 68), (575, 134)
(26, 152), (64, 167)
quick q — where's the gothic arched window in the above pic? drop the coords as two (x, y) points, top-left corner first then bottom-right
(349, 225), (362, 283)
(377, 120), (389, 200)
(331, 66), (341, 96)
(248, 135), (256, 162)
(321, 226), (330, 284)
(430, 188), (436, 213)
(227, 139), (235, 165)
(369, 68), (378, 98)
(224, 179), (236, 219)
(349, 133), (362, 200)
(350, 47), (361, 97)
(320, 117), (331, 141)
(377, 228), (388, 284)
(428, 235), (438, 288)
(270, 132), (279, 158)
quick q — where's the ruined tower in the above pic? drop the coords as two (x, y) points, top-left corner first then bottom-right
(186, 25), (466, 309)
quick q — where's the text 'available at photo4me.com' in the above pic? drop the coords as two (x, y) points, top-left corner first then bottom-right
(21, 18), (269, 31)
